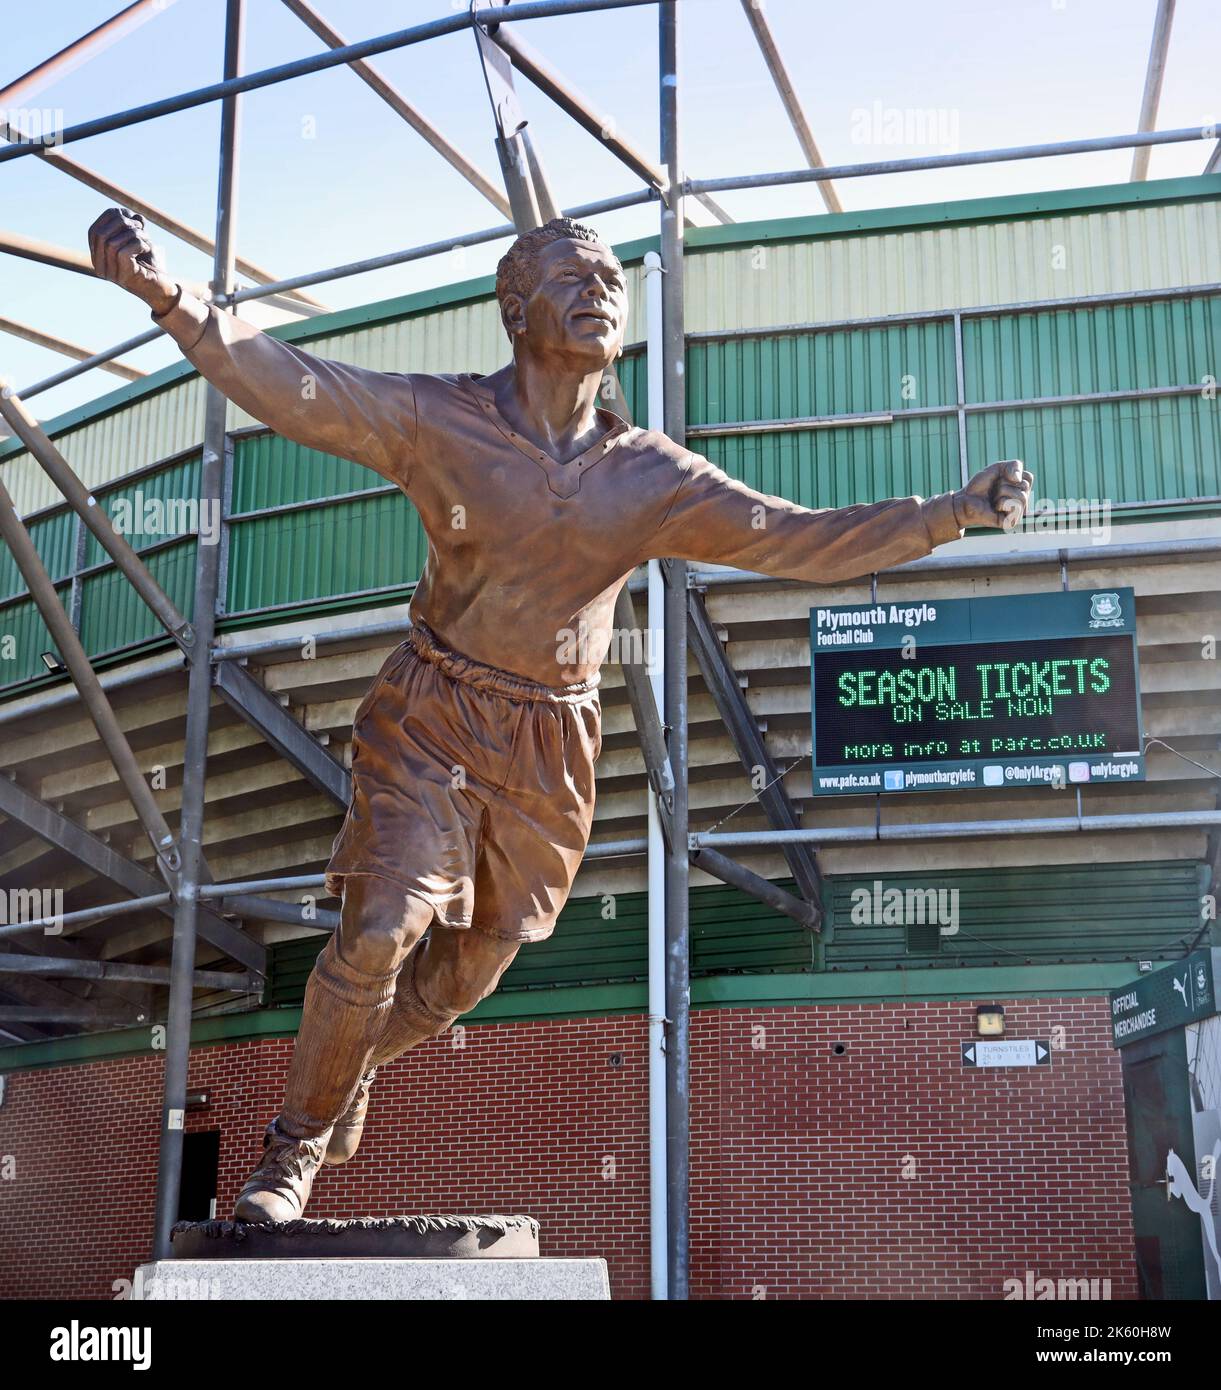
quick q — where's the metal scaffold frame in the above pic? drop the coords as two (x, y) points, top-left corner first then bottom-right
(0, 0), (1215, 1297)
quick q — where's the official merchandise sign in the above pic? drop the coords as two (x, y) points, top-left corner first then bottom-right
(1109, 949), (1218, 1048)
(809, 588), (1144, 796)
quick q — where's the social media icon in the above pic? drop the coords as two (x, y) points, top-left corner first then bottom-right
(883, 769), (904, 791)
(1068, 761), (1090, 783)
(982, 765), (1004, 786)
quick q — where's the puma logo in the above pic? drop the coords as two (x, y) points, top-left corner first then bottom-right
(1166, 1145), (1221, 1273)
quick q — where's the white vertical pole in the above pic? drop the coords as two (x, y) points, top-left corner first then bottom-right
(643, 248), (668, 1300)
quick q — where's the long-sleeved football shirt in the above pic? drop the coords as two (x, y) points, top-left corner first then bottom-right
(156, 295), (963, 686)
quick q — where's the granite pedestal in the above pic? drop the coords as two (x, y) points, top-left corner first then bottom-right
(131, 1215), (610, 1300)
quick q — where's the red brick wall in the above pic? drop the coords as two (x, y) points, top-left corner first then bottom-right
(695, 998), (1137, 1299)
(0, 997), (1138, 1300)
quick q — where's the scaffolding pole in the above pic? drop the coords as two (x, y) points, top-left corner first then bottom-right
(692, 810), (1221, 849)
(279, 0), (511, 218)
(737, 0), (842, 213)
(0, 0), (657, 168)
(20, 326), (165, 400)
(641, 248), (671, 1304)
(1130, 0), (1176, 182)
(0, 0), (177, 109)
(151, 0), (244, 1261)
(687, 124), (1219, 195)
(0, 122), (329, 311)
(658, 0), (689, 1304)
(0, 229), (96, 277)
(0, 474), (178, 872)
(488, 23), (667, 191)
(0, 383), (194, 647)
(16, 187), (655, 400)
(0, 316), (144, 380)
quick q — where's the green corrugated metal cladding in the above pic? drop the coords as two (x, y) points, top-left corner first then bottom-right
(78, 540), (197, 655)
(0, 597), (59, 687)
(263, 860), (1201, 1010)
(823, 860), (1202, 969)
(963, 294), (1221, 400)
(265, 880), (819, 1010)
(203, 289), (1221, 618)
(0, 509), (76, 598)
(687, 319), (957, 422)
(1, 288), (1218, 690)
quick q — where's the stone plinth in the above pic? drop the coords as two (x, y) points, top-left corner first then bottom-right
(132, 1256), (610, 1300)
(131, 1214), (610, 1299)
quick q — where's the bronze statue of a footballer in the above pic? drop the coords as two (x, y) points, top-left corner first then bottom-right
(88, 207), (1033, 1220)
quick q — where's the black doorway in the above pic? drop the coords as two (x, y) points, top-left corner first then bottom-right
(176, 1130), (221, 1223)
(1121, 1030), (1207, 1300)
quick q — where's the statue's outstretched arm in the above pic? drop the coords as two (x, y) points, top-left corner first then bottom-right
(646, 452), (1031, 582)
(87, 207), (416, 482)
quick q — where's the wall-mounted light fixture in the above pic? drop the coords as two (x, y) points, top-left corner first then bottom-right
(975, 1004), (1006, 1038)
(40, 651), (66, 675)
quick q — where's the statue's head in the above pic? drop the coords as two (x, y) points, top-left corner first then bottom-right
(495, 217), (627, 370)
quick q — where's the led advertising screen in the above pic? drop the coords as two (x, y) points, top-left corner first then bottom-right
(809, 587), (1144, 796)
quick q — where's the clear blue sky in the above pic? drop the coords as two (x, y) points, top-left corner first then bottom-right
(3, 0), (1219, 420)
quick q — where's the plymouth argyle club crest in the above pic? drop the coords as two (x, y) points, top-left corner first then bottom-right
(1089, 591), (1124, 628)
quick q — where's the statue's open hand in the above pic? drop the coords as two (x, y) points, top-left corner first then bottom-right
(87, 207), (179, 316)
(953, 459), (1034, 531)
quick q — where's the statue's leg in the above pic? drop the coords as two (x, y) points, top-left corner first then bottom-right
(370, 924), (519, 1066)
(320, 926), (517, 1167)
(281, 874), (432, 1132)
(311, 625), (600, 1175)
(354, 680), (599, 1095)
(233, 874), (432, 1220)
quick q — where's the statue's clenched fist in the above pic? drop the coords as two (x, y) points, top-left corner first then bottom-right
(87, 207), (179, 316)
(953, 459), (1034, 531)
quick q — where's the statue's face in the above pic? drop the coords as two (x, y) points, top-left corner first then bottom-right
(514, 237), (628, 368)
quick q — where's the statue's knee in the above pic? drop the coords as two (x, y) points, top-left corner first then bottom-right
(436, 978), (487, 1019)
(420, 936), (517, 1019)
(416, 971), (471, 1022)
(336, 881), (430, 977)
(338, 921), (408, 977)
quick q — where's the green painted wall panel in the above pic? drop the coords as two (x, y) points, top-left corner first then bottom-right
(688, 321), (956, 425)
(4, 180), (1218, 519)
(83, 452), (201, 568)
(681, 194), (1221, 334)
(3, 240), (1220, 695)
(225, 490), (425, 614)
(965, 394), (1221, 504)
(964, 293), (1221, 402)
(265, 882), (815, 1009)
(700, 414), (960, 507)
(824, 860), (1199, 969)
(78, 539), (197, 656)
(231, 434), (384, 512)
(0, 594), (59, 686)
(0, 509), (76, 601)
(264, 861), (1194, 1009)
(612, 348), (647, 423)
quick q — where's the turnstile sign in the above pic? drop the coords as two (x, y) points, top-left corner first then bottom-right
(1110, 949), (1218, 1048)
(961, 1039), (1050, 1068)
